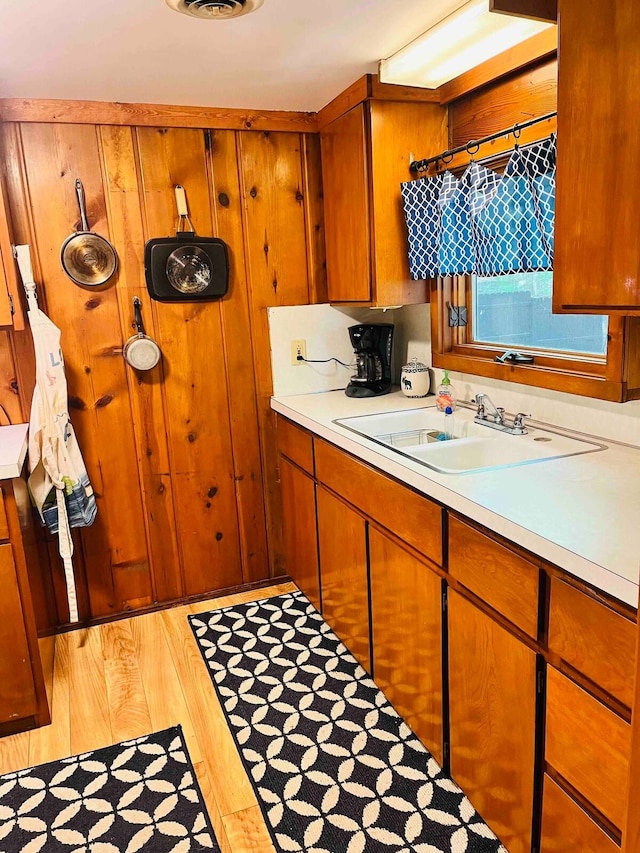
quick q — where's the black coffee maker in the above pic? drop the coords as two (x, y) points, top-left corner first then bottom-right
(345, 324), (394, 398)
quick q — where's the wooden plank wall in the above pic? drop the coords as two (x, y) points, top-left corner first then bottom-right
(0, 120), (326, 632)
(448, 57), (557, 149)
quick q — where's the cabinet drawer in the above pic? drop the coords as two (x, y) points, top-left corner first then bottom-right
(315, 440), (443, 566)
(0, 487), (8, 540)
(546, 667), (630, 830)
(541, 775), (619, 853)
(448, 517), (539, 638)
(549, 578), (635, 708)
(277, 416), (314, 475)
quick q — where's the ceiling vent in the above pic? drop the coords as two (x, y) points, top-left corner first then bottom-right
(165, 0), (263, 19)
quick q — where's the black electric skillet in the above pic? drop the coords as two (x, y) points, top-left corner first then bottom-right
(144, 185), (229, 302)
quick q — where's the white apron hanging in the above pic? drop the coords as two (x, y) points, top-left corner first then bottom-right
(16, 245), (97, 623)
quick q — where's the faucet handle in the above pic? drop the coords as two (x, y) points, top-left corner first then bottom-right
(471, 395), (485, 417)
(513, 412), (530, 430)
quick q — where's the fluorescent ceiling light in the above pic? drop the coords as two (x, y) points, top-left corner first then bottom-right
(379, 0), (555, 89)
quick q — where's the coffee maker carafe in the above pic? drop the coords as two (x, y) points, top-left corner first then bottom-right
(345, 323), (394, 398)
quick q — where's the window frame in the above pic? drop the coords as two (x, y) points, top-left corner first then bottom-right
(430, 275), (635, 402)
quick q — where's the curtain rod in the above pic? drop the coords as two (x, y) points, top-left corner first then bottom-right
(409, 111), (558, 174)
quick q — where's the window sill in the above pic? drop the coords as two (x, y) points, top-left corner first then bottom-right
(431, 351), (635, 403)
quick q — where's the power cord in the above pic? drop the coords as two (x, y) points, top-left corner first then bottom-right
(297, 355), (353, 369)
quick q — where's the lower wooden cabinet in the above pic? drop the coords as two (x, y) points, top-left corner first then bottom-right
(369, 527), (444, 764)
(317, 485), (370, 672)
(0, 482), (48, 732)
(448, 590), (538, 853)
(279, 456), (320, 609)
(541, 775), (619, 853)
(277, 418), (638, 852)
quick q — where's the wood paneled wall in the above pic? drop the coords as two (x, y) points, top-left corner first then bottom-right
(0, 120), (325, 631)
(448, 57), (557, 149)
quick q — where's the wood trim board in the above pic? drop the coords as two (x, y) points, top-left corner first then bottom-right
(437, 28), (557, 104)
(0, 98), (318, 133)
(316, 74), (440, 130)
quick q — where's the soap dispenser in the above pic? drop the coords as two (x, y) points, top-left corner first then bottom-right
(435, 370), (457, 412)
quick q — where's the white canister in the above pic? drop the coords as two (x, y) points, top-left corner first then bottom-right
(400, 358), (431, 398)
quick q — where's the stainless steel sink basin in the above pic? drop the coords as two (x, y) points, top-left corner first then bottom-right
(334, 407), (607, 474)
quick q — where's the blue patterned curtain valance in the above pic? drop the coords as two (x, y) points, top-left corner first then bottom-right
(400, 133), (556, 280)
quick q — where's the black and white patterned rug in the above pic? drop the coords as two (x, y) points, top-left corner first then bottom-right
(0, 726), (218, 852)
(190, 591), (507, 853)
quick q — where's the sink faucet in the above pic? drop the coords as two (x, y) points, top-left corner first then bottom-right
(473, 394), (505, 425)
(472, 394), (530, 436)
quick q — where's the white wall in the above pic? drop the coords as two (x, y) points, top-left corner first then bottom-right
(267, 304), (400, 396)
(269, 301), (640, 446)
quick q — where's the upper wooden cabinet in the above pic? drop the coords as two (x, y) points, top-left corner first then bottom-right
(0, 172), (24, 330)
(554, 0), (640, 314)
(320, 95), (446, 306)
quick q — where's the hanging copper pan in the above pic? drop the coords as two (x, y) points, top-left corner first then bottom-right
(61, 179), (118, 287)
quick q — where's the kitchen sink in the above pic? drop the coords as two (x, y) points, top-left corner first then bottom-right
(334, 406), (607, 474)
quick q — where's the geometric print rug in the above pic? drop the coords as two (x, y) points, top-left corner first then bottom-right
(190, 591), (508, 853)
(0, 726), (219, 852)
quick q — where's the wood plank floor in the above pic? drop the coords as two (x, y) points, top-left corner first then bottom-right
(0, 582), (297, 853)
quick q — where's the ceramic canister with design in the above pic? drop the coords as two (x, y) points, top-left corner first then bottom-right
(400, 358), (431, 398)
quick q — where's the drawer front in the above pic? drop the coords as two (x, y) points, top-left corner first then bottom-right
(548, 577), (635, 708)
(0, 487), (8, 541)
(315, 440), (443, 566)
(448, 517), (540, 638)
(277, 416), (314, 475)
(546, 667), (630, 830)
(541, 775), (619, 853)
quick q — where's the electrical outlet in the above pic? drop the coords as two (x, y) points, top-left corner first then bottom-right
(291, 339), (307, 365)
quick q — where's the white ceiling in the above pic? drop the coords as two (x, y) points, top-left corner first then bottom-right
(0, 0), (467, 112)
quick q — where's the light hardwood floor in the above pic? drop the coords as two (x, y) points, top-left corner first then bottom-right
(0, 582), (297, 853)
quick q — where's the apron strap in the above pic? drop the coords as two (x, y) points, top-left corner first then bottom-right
(56, 488), (79, 624)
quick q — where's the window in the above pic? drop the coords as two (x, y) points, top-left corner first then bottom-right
(430, 273), (639, 402)
(472, 271), (608, 357)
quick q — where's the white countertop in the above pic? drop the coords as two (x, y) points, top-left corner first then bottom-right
(272, 390), (640, 608)
(0, 423), (29, 480)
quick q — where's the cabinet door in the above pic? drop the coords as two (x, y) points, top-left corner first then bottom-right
(317, 486), (370, 671)
(0, 543), (39, 723)
(369, 527), (443, 764)
(0, 172), (24, 329)
(448, 590), (537, 853)
(320, 104), (372, 303)
(280, 457), (320, 609)
(0, 249), (12, 327)
(554, 0), (640, 313)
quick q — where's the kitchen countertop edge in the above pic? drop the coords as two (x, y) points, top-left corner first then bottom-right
(0, 424), (29, 481)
